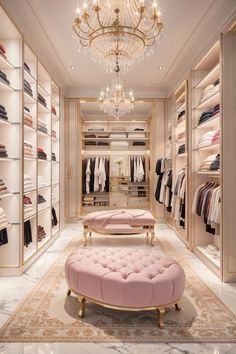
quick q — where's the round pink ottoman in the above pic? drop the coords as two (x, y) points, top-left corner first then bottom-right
(65, 248), (185, 328)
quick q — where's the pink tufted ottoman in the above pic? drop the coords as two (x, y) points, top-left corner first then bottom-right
(82, 209), (156, 246)
(65, 248), (185, 328)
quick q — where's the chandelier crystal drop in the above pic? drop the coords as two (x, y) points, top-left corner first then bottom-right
(99, 59), (134, 119)
(72, 0), (163, 72)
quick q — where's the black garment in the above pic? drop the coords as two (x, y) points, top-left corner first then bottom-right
(0, 228), (8, 246)
(178, 110), (185, 120)
(210, 154), (220, 170)
(133, 141), (145, 146)
(166, 170), (172, 212)
(155, 158), (164, 202)
(52, 207), (58, 227)
(82, 158), (87, 194)
(0, 70), (10, 85)
(105, 157), (109, 192)
(38, 93), (47, 107)
(85, 141), (96, 145)
(38, 194), (46, 203)
(89, 158), (95, 193)
(24, 220), (32, 246)
(52, 153), (56, 161)
(24, 62), (31, 74)
(97, 142), (109, 146)
(38, 152), (47, 160)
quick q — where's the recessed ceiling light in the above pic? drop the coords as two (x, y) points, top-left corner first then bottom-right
(71, 65), (77, 70)
(150, 80), (155, 84)
(158, 65), (163, 70)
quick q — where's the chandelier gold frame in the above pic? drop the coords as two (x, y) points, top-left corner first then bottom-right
(72, 0), (163, 72)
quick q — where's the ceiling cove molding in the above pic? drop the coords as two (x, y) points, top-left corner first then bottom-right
(65, 87), (169, 99)
(165, 1), (236, 97)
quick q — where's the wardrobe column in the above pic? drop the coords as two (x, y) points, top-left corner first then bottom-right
(151, 99), (165, 219)
(221, 28), (236, 282)
(65, 99), (81, 222)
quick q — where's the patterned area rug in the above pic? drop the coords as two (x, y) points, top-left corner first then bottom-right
(1, 235), (236, 343)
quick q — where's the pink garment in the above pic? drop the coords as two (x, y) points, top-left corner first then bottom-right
(212, 129), (220, 144)
(83, 209), (155, 228)
(65, 248), (186, 307)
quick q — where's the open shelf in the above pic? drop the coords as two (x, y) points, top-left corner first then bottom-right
(195, 91), (220, 110)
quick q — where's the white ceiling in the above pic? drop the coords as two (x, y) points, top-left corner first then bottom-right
(0, 0), (236, 97)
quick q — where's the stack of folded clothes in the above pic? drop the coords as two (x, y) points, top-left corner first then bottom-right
(134, 128), (144, 131)
(0, 43), (7, 59)
(38, 119), (47, 134)
(198, 104), (220, 126)
(23, 195), (34, 219)
(133, 141), (146, 146)
(199, 154), (220, 171)
(24, 175), (34, 191)
(0, 70), (10, 86)
(38, 93), (47, 107)
(178, 143), (185, 155)
(0, 144), (8, 158)
(52, 152), (56, 161)
(38, 175), (48, 188)
(24, 140), (33, 157)
(51, 105), (57, 115)
(0, 207), (8, 246)
(38, 194), (46, 205)
(52, 129), (57, 138)
(111, 141), (128, 147)
(88, 128), (104, 131)
(24, 79), (33, 96)
(110, 133), (127, 138)
(0, 104), (8, 120)
(197, 130), (220, 148)
(97, 141), (109, 146)
(209, 153), (220, 171)
(37, 147), (47, 160)
(37, 225), (46, 242)
(24, 62), (31, 74)
(128, 132), (145, 138)
(177, 110), (185, 124)
(85, 141), (96, 146)
(24, 106), (33, 127)
(0, 177), (9, 196)
(199, 80), (220, 104)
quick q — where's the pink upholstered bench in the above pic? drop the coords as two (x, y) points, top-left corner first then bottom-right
(65, 248), (186, 328)
(82, 209), (156, 246)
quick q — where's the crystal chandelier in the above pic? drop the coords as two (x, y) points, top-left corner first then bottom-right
(99, 58), (134, 119)
(72, 0), (163, 72)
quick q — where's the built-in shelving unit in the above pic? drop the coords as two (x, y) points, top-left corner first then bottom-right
(172, 81), (188, 244)
(0, 6), (60, 275)
(81, 117), (151, 214)
(191, 42), (221, 277)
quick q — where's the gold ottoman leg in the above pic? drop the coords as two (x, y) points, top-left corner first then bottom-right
(78, 296), (86, 318)
(158, 308), (165, 328)
(67, 288), (71, 296)
(150, 226), (155, 246)
(83, 227), (88, 246)
(175, 302), (181, 311)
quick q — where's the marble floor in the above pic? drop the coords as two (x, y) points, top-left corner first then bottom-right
(0, 223), (236, 354)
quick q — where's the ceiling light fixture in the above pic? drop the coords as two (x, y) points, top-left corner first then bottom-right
(157, 65), (163, 70)
(72, 0), (163, 73)
(99, 56), (135, 119)
(71, 65), (76, 70)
